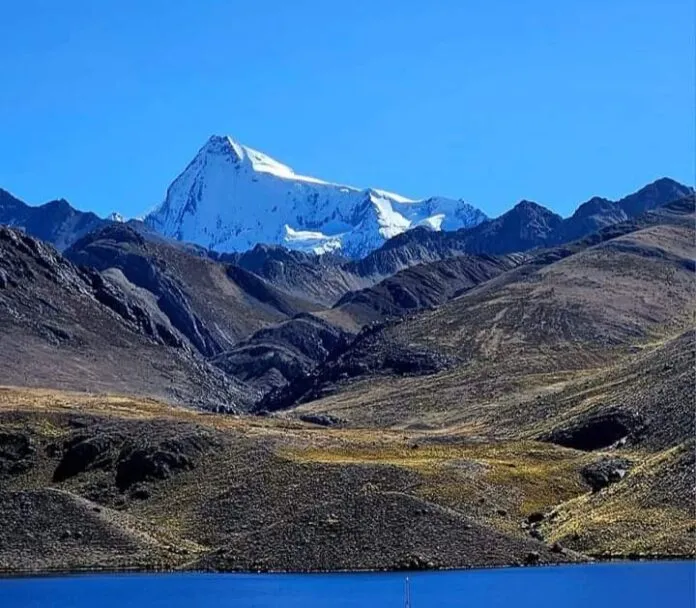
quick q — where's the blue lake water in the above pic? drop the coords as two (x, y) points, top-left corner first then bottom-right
(1, 561), (694, 607)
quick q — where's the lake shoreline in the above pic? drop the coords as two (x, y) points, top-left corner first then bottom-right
(1, 554), (692, 580)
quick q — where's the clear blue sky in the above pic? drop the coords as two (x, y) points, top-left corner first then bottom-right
(0, 0), (693, 218)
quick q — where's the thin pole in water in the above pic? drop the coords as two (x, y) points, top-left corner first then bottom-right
(404, 576), (411, 608)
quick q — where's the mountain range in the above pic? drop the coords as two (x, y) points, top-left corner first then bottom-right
(0, 140), (694, 574)
(0, 135), (690, 263)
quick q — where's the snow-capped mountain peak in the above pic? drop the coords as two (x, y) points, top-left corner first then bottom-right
(144, 135), (487, 257)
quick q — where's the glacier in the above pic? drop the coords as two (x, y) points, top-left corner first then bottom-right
(144, 135), (487, 258)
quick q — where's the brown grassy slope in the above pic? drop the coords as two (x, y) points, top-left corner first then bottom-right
(289, 206), (695, 431)
(0, 388), (593, 573)
(277, 203), (696, 561)
(542, 441), (695, 558)
(1, 385), (692, 572)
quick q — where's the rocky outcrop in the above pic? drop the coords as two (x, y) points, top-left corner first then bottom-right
(299, 413), (345, 427)
(335, 253), (523, 325)
(0, 225), (253, 410)
(211, 314), (351, 394)
(53, 433), (124, 482)
(258, 320), (457, 412)
(215, 244), (358, 306)
(542, 410), (644, 451)
(581, 458), (632, 492)
(52, 423), (220, 491)
(0, 432), (35, 476)
(66, 224), (316, 357)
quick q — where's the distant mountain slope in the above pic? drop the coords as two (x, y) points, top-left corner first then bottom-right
(211, 313), (351, 394)
(212, 245), (367, 306)
(330, 253), (526, 327)
(615, 176), (692, 216)
(65, 224), (318, 357)
(0, 226), (251, 410)
(231, 178), (691, 306)
(144, 135), (487, 258)
(0, 189), (107, 251)
(356, 178), (692, 263)
(3, 177), (689, 309)
(263, 196), (695, 425)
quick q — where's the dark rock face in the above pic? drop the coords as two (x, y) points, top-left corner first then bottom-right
(115, 448), (194, 489)
(542, 410), (644, 451)
(52, 424), (218, 491)
(212, 314), (352, 394)
(85, 268), (184, 348)
(0, 432), (35, 475)
(0, 225), (87, 290)
(0, 225), (248, 410)
(66, 224), (315, 360)
(53, 434), (122, 482)
(581, 458), (631, 492)
(299, 414), (345, 427)
(67, 225), (223, 357)
(120, 433), (216, 489)
(258, 321), (457, 413)
(527, 512), (545, 524)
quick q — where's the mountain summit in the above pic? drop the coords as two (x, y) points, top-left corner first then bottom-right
(144, 135), (487, 257)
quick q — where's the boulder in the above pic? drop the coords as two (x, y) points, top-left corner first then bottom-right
(581, 457), (631, 492)
(53, 434), (121, 482)
(0, 432), (35, 475)
(115, 448), (194, 489)
(299, 414), (345, 427)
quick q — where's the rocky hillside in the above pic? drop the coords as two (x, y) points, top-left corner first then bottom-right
(331, 253), (526, 327)
(0, 226), (251, 410)
(211, 314), (352, 394)
(65, 224), (318, 357)
(269, 196), (695, 426)
(0, 389), (587, 573)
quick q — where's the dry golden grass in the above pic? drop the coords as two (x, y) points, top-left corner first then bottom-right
(282, 439), (596, 518)
(0, 384), (313, 434)
(2, 384), (692, 562)
(544, 444), (695, 556)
